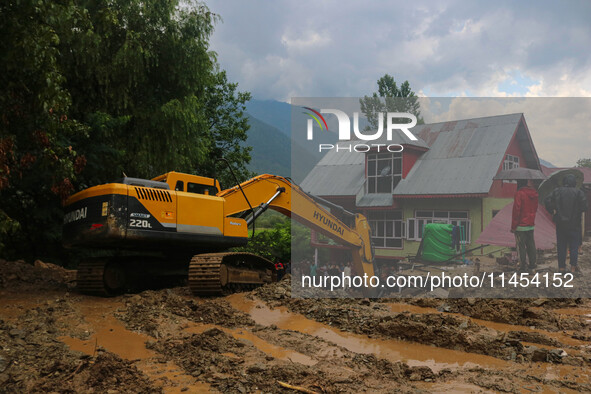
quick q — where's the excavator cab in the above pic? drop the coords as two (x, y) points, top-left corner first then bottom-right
(152, 171), (220, 195)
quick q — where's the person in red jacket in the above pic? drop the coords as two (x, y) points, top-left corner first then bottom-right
(511, 179), (539, 271)
(275, 261), (285, 281)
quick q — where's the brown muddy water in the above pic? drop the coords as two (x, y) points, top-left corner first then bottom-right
(184, 322), (317, 366)
(227, 294), (509, 372)
(2, 288), (589, 392)
(226, 293), (590, 387)
(387, 302), (588, 347)
(58, 297), (212, 394)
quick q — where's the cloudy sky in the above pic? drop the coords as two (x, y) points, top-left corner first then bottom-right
(205, 0), (591, 166)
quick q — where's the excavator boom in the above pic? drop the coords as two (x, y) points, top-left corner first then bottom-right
(219, 174), (376, 280)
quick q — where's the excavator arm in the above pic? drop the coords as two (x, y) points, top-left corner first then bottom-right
(219, 174), (376, 281)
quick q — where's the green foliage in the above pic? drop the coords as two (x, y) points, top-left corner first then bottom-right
(1, 0), (89, 259)
(0, 0), (251, 260)
(232, 215), (316, 264)
(360, 74), (424, 130)
(57, 0), (252, 186)
(0, 210), (20, 256)
(202, 70), (253, 187)
(291, 221), (317, 263)
(233, 219), (292, 263)
(252, 210), (286, 230)
(576, 158), (591, 168)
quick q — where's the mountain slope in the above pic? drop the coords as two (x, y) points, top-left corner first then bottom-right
(245, 114), (319, 181)
(245, 99), (291, 137)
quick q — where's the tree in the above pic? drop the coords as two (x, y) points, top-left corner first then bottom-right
(576, 158), (591, 168)
(232, 217), (318, 265)
(58, 0), (252, 187)
(0, 0), (88, 259)
(233, 219), (292, 263)
(201, 70), (253, 188)
(0, 0), (252, 260)
(360, 74), (423, 130)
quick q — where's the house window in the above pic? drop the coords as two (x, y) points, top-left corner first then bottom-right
(367, 152), (402, 194)
(407, 210), (471, 243)
(502, 154), (519, 183)
(503, 154), (519, 171)
(368, 211), (404, 248)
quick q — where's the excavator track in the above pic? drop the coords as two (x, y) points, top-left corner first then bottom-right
(188, 252), (275, 296)
(77, 259), (126, 296)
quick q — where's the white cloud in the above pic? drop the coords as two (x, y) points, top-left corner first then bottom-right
(281, 30), (331, 52)
(204, 1), (591, 163)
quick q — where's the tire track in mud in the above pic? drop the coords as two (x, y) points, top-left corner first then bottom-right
(250, 279), (591, 392)
(385, 300), (591, 363)
(0, 293), (163, 393)
(387, 301), (588, 347)
(106, 280), (591, 392)
(413, 297), (591, 333)
(2, 256), (591, 393)
(113, 288), (443, 393)
(60, 296), (213, 393)
(226, 293), (509, 372)
(279, 297), (590, 368)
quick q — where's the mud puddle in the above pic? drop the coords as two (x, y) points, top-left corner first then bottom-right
(413, 381), (498, 393)
(227, 293), (508, 373)
(236, 292), (591, 386)
(552, 306), (591, 322)
(184, 322), (316, 366)
(59, 296), (211, 393)
(553, 309), (591, 317)
(387, 302), (587, 347)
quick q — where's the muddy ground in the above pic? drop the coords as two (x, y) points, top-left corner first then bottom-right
(1, 242), (590, 393)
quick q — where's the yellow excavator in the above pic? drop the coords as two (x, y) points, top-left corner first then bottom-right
(63, 171), (375, 296)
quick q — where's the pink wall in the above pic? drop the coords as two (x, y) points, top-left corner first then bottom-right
(488, 126), (528, 198)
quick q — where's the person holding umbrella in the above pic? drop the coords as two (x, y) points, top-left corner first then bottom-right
(544, 174), (588, 273)
(511, 179), (539, 272)
(495, 167), (547, 272)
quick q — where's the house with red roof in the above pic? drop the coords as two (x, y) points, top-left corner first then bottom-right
(301, 113), (545, 264)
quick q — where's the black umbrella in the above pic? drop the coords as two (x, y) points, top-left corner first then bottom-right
(537, 168), (584, 203)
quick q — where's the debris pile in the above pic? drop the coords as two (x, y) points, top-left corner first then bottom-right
(0, 259), (75, 291)
(148, 327), (430, 393)
(116, 288), (255, 337)
(0, 301), (158, 393)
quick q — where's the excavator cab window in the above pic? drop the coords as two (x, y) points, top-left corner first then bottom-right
(175, 181), (184, 191)
(187, 182), (218, 196)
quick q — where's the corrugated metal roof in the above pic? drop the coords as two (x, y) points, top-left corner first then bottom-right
(412, 114), (522, 160)
(356, 193), (393, 207)
(316, 145), (365, 166)
(300, 164), (365, 196)
(393, 155), (502, 195)
(300, 142), (366, 196)
(301, 113), (526, 199)
(365, 129), (430, 149)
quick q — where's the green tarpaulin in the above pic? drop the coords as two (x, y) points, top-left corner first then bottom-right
(420, 223), (456, 262)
